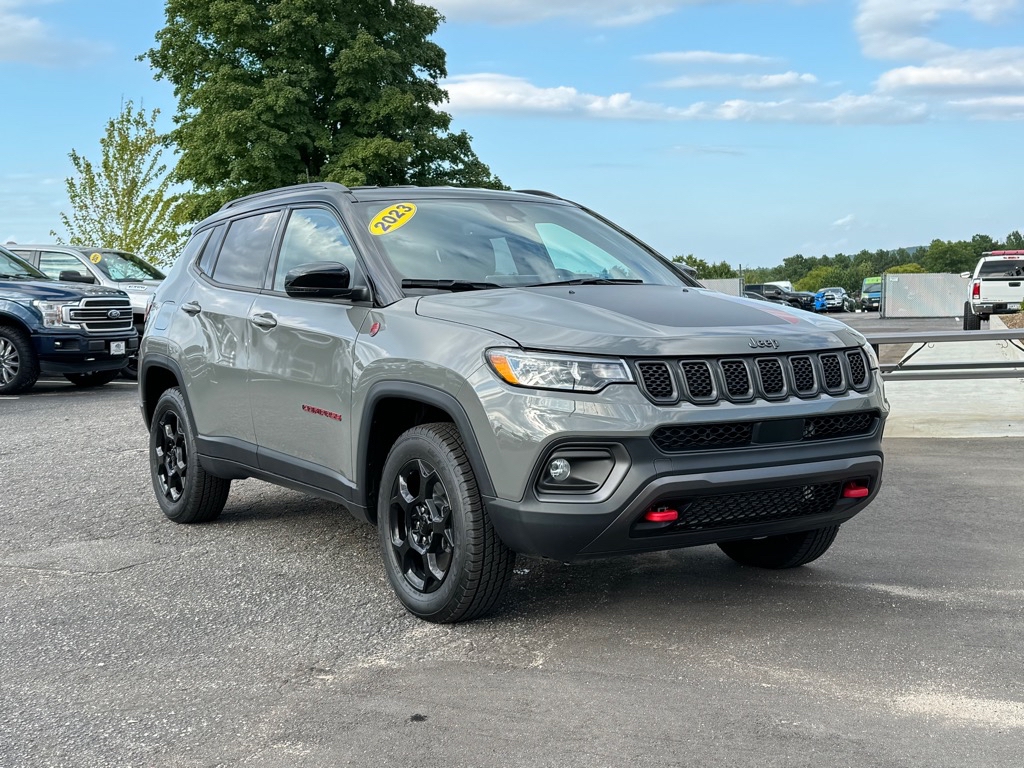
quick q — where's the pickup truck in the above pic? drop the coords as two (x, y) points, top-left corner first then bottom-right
(0, 244), (137, 394)
(962, 251), (1024, 330)
(744, 283), (817, 312)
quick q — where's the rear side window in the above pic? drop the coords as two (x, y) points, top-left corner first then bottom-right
(197, 225), (226, 275)
(176, 229), (211, 269)
(211, 211), (282, 289)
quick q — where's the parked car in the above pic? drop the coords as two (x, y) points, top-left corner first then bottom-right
(814, 287), (857, 313)
(140, 182), (887, 623)
(743, 290), (787, 304)
(744, 283), (817, 311)
(0, 244), (137, 394)
(6, 244), (164, 379)
(962, 250), (1024, 330)
(860, 276), (882, 311)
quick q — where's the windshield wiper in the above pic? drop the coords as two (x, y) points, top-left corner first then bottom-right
(527, 278), (644, 287)
(0, 272), (37, 280)
(402, 279), (505, 292)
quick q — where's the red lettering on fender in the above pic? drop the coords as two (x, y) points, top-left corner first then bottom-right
(301, 404), (343, 422)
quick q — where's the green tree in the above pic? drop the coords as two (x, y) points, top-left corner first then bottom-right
(54, 101), (186, 266)
(1005, 230), (1024, 249)
(885, 263), (926, 274)
(145, 0), (504, 222)
(673, 255), (737, 279)
(920, 239), (976, 274)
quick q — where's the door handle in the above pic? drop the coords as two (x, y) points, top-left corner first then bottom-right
(181, 301), (202, 316)
(249, 312), (278, 329)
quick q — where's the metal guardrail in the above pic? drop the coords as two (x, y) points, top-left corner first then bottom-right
(865, 329), (1024, 381)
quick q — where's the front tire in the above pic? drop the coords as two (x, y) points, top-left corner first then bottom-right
(0, 325), (39, 395)
(378, 423), (515, 623)
(65, 369), (121, 388)
(149, 387), (231, 523)
(718, 526), (839, 569)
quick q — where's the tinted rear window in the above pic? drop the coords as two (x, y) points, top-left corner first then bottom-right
(211, 212), (282, 289)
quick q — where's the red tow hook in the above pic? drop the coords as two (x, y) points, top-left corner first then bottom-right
(643, 508), (679, 523)
(842, 481), (870, 499)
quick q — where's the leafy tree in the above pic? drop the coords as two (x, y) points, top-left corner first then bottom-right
(885, 263), (926, 274)
(1006, 230), (1024, 249)
(673, 255), (737, 279)
(54, 101), (186, 266)
(920, 239), (976, 274)
(145, 0), (504, 222)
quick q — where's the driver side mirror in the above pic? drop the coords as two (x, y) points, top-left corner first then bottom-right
(284, 262), (369, 301)
(59, 270), (96, 284)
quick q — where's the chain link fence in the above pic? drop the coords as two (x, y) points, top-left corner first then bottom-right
(881, 273), (967, 318)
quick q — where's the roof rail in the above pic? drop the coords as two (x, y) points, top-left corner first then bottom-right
(515, 189), (564, 200)
(218, 182), (351, 211)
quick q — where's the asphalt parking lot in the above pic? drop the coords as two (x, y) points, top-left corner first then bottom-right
(2, 369), (1022, 767)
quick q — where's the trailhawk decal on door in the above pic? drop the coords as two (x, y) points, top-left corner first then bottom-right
(302, 404), (343, 422)
(368, 203), (417, 235)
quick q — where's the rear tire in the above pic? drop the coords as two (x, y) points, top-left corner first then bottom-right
(149, 387), (231, 523)
(65, 369), (121, 388)
(963, 302), (981, 331)
(718, 526), (839, 569)
(121, 355), (139, 380)
(0, 325), (39, 395)
(378, 423), (515, 623)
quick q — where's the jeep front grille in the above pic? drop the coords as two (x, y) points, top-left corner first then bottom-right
(633, 348), (870, 405)
(64, 297), (134, 333)
(633, 481), (843, 535)
(650, 411), (879, 452)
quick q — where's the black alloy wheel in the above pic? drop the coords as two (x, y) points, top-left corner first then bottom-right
(0, 325), (39, 395)
(155, 407), (188, 505)
(388, 458), (455, 593)
(148, 387), (230, 523)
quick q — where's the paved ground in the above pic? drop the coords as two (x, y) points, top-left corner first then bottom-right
(1, 376), (1022, 767)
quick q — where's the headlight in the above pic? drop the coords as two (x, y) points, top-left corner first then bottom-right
(486, 349), (633, 393)
(31, 300), (81, 329)
(861, 341), (880, 370)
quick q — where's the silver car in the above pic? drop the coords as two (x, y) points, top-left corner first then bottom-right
(139, 183), (888, 623)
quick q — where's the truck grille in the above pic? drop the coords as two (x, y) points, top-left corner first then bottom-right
(64, 297), (134, 333)
(634, 348), (871, 405)
(634, 481), (843, 535)
(650, 411), (879, 452)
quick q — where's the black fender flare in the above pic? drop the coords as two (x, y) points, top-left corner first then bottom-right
(356, 381), (496, 510)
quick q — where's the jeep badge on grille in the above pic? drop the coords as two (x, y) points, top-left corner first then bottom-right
(748, 337), (780, 349)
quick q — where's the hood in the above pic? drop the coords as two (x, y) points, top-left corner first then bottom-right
(416, 285), (862, 357)
(0, 278), (128, 303)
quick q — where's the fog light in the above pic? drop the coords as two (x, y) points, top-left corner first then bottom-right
(548, 458), (571, 482)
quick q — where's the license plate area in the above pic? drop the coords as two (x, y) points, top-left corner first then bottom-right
(110, 341), (126, 355)
(1009, 303), (1021, 311)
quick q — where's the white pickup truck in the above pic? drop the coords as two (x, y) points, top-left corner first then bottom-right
(962, 250), (1024, 330)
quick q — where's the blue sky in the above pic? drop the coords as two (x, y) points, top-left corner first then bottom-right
(1, 0), (1023, 267)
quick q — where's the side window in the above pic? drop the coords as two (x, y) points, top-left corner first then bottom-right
(197, 225), (226, 275)
(273, 208), (355, 292)
(175, 229), (212, 269)
(211, 211), (282, 289)
(40, 251), (88, 280)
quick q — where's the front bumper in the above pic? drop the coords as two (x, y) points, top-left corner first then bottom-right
(485, 430), (884, 562)
(35, 331), (138, 374)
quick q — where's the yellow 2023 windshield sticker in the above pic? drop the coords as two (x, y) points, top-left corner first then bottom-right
(369, 203), (417, 236)
(89, 253), (103, 263)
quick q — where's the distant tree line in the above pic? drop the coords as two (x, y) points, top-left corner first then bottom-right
(673, 230), (1024, 294)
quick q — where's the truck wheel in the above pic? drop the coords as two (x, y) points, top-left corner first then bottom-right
(378, 423), (515, 623)
(121, 355), (139, 381)
(963, 302), (981, 331)
(718, 526), (839, 569)
(64, 369), (121, 388)
(0, 325), (40, 395)
(149, 387), (231, 523)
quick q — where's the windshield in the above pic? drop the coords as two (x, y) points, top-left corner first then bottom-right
(353, 197), (682, 291)
(80, 250), (165, 281)
(861, 278), (881, 293)
(0, 247), (47, 279)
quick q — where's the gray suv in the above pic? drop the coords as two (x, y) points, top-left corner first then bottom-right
(140, 183), (887, 622)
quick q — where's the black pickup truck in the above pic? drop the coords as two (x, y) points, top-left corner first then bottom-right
(744, 283), (817, 311)
(0, 245), (137, 394)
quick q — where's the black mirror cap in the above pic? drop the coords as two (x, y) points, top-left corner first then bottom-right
(59, 270), (96, 284)
(284, 262), (368, 300)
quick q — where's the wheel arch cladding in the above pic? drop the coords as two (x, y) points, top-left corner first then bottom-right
(357, 382), (496, 523)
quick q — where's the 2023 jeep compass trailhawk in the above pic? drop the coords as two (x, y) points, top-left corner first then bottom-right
(139, 183), (888, 622)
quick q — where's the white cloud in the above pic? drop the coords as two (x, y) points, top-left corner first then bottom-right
(659, 72), (819, 89)
(444, 74), (929, 124)
(948, 95), (1024, 118)
(640, 51), (779, 66)
(832, 214), (856, 228)
(0, 0), (105, 66)
(426, 0), (807, 27)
